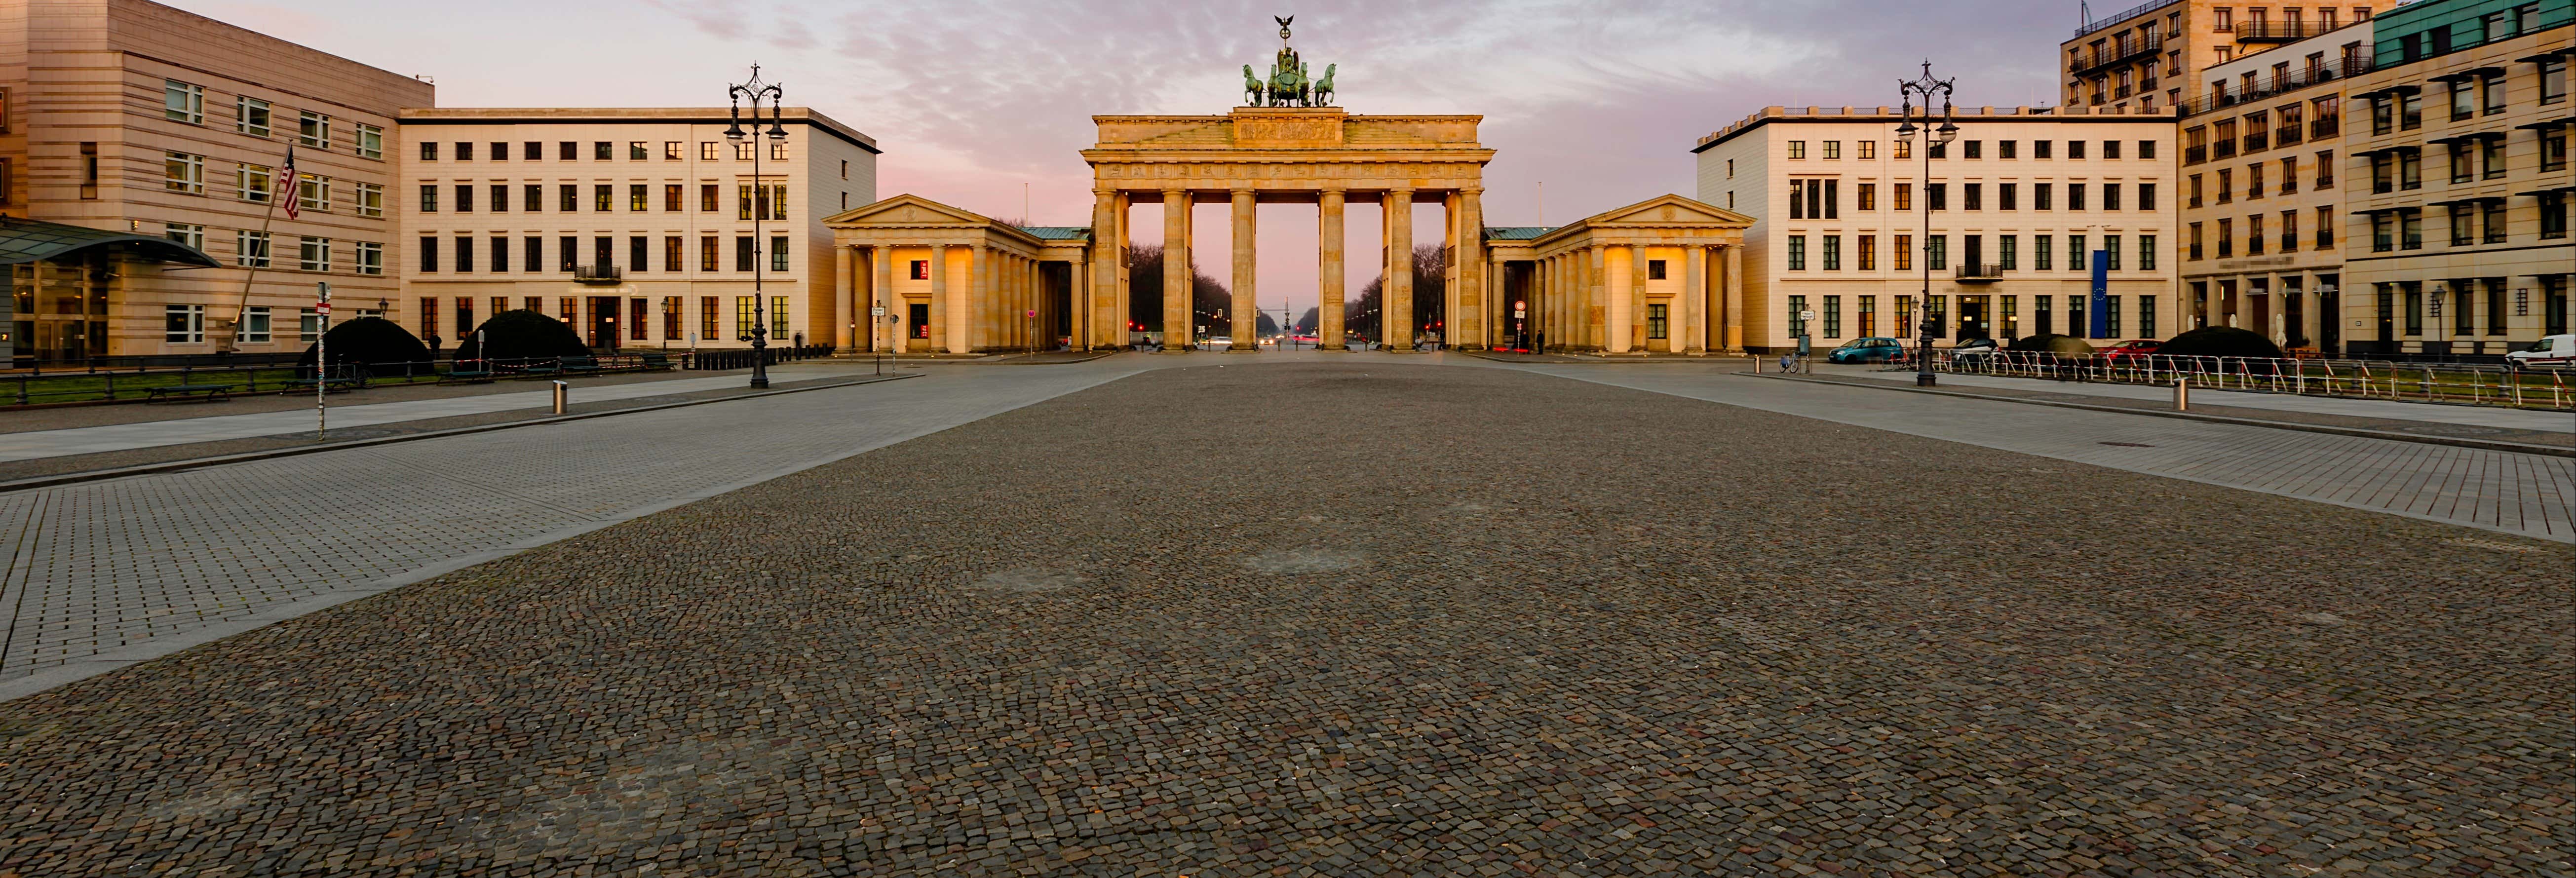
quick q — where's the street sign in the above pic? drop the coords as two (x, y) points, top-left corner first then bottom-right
(1798, 309), (1815, 321)
(870, 306), (885, 316)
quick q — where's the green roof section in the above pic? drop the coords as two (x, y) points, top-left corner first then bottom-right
(1483, 227), (1557, 241)
(2373, 0), (2572, 67)
(1015, 226), (1093, 241)
(0, 217), (222, 268)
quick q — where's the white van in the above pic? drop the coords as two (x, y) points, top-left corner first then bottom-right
(2504, 334), (2576, 370)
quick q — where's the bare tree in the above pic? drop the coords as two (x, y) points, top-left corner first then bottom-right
(1344, 244), (1446, 344)
(1124, 246), (1237, 341)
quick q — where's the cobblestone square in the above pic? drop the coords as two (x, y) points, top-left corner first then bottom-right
(0, 362), (2567, 877)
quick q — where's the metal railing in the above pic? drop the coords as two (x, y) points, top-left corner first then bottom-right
(1942, 350), (2573, 410)
(685, 344), (834, 371)
(2176, 55), (2373, 119)
(1954, 263), (2005, 281)
(573, 264), (623, 284)
(2232, 21), (2333, 41)
(2076, 0), (2178, 38)
(3, 353), (690, 409)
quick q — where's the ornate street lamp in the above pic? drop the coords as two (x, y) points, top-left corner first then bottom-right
(1896, 61), (1960, 387)
(728, 64), (789, 388)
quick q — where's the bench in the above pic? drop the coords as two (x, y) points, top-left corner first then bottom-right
(560, 356), (601, 375)
(638, 352), (674, 371)
(441, 368), (494, 384)
(145, 383), (231, 403)
(281, 376), (365, 394)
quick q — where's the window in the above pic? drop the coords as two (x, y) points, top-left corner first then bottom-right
(454, 184), (473, 213)
(355, 241), (383, 276)
(1999, 140), (2017, 159)
(524, 236), (543, 272)
(1647, 259), (1667, 280)
(1857, 183), (1875, 211)
(2482, 138), (2506, 181)
(525, 184), (542, 212)
(2483, 199), (2507, 244)
(298, 111), (329, 149)
(2068, 140), (2086, 160)
(665, 235), (683, 271)
(1925, 234), (1946, 270)
(232, 229), (270, 268)
(700, 235), (719, 271)
(594, 235), (614, 270)
(701, 141), (720, 160)
(1928, 141), (1946, 159)
(559, 184), (578, 212)
(2036, 234), (2053, 271)
(1893, 234), (1913, 270)
(300, 306), (321, 342)
(770, 143), (789, 161)
(733, 142), (754, 160)
(1788, 234), (1807, 270)
(456, 141), (474, 161)
(665, 184), (683, 211)
(344, 181), (381, 219)
(2400, 150), (2422, 190)
(76, 143), (95, 199)
(1823, 141), (1841, 159)
(1646, 303), (1669, 339)
(297, 235), (330, 271)
(164, 152), (204, 193)
(2104, 234), (2122, 270)
(1787, 140), (1806, 159)
(594, 141), (613, 160)
(2545, 192), (2570, 239)
(1927, 183), (1946, 211)
(164, 305), (205, 343)
(482, 142), (505, 162)
(491, 235), (510, 272)
(1999, 183), (2017, 211)
(1999, 234), (2017, 270)
(2400, 92), (2422, 130)
(163, 79), (203, 123)
(735, 236), (755, 271)
(1858, 141), (1876, 159)
(738, 183), (789, 220)
(488, 184), (508, 213)
(1822, 235), (1841, 270)
(2138, 140), (2155, 159)
(1963, 183), (1981, 211)
(235, 96), (271, 137)
(456, 299), (475, 337)
(1822, 297), (1841, 338)
(840, 159), (850, 180)
(2103, 140), (2120, 160)
(631, 235), (650, 272)
(664, 141), (684, 160)
(1964, 140), (1981, 159)
(1860, 296), (1878, 335)
(2034, 183), (2052, 211)
(1786, 296), (1808, 337)
(2542, 130), (2568, 173)
(2543, 59), (2569, 104)
(1894, 139), (1912, 159)
(524, 141), (542, 160)
(700, 184), (719, 212)
(2102, 183), (2119, 211)
(294, 175), (331, 213)
(559, 141), (577, 160)
(454, 235), (475, 272)
(630, 184), (648, 212)
(2067, 181), (2086, 211)
(585, 184), (607, 212)
(1858, 234), (1876, 270)
(237, 163), (271, 202)
(735, 296), (757, 338)
(2137, 182), (2155, 211)
(417, 183), (439, 213)
(2401, 210), (2423, 250)
(164, 222), (204, 250)
(2281, 210), (2300, 253)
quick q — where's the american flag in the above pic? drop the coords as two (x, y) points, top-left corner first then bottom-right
(279, 146), (298, 220)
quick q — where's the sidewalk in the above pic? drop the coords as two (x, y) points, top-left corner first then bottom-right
(0, 363), (882, 463)
(1820, 365), (2576, 435)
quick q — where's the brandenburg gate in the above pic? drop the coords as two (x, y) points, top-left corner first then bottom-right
(1084, 107), (1490, 351)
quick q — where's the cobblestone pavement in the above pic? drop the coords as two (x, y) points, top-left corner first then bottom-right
(1504, 362), (2576, 541)
(1, 361), (2566, 877)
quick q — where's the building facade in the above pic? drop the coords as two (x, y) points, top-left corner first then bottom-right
(1, 0), (429, 364)
(2179, 16), (2374, 351)
(2062, 0), (2405, 113)
(1695, 106), (2180, 353)
(395, 108), (878, 352)
(2339, 0), (2571, 356)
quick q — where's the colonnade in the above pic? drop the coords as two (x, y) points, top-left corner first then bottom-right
(832, 242), (1067, 354)
(1512, 243), (1745, 353)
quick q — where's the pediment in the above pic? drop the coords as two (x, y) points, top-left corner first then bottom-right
(1587, 194), (1753, 228)
(823, 194), (993, 228)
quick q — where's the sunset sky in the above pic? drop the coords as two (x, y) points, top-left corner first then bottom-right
(177, 0), (2090, 319)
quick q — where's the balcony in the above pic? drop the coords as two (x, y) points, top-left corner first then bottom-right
(2185, 144), (2208, 165)
(2311, 116), (2340, 138)
(2214, 140), (2239, 159)
(2233, 21), (2332, 42)
(574, 264), (623, 285)
(2071, 36), (2163, 78)
(1953, 263), (2005, 284)
(2244, 131), (2269, 153)
(2276, 125), (2303, 147)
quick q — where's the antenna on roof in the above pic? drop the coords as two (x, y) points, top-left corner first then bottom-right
(2078, 0), (2093, 27)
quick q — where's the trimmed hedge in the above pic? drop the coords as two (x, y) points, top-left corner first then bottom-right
(297, 316), (429, 377)
(2154, 326), (2283, 360)
(451, 309), (591, 361)
(2008, 334), (2095, 355)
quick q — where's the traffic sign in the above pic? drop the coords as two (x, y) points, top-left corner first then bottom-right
(1799, 309), (1816, 321)
(870, 306), (886, 316)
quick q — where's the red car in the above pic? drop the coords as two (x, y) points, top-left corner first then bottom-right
(2098, 339), (2162, 363)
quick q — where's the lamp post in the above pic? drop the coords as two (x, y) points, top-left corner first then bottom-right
(1896, 61), (1960, 387)
(727, 64), (788, 389)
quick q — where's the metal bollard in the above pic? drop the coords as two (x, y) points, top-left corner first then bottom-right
(2174, 378), (2190, 411)
(551, 380), (569, 415)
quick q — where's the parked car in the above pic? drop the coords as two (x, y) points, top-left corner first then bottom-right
(2505, 334), (2576, 370)
(1826, 337), (1906, 364)
(2098, 339), (2163, 363)
(1947, 337), (2000, 364)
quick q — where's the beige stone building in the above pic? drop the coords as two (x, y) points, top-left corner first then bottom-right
(1, 0), (428, 365)
(2337, 0), (2571, 357)
(1695, 106), (2180, 353)
(395, 108), (877, 351)
(2062, 0), (2405, 113)
(2178, 16), (2373, 351)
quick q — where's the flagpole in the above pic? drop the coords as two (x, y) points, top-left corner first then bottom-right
(224, 145), (293, 353)
(316, 281), (329, 439)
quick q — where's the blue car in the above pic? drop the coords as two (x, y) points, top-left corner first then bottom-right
(1827, 337), (1906, 364)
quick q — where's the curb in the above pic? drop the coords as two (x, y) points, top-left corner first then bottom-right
(1739, 372), (2576, 458)
(0, 373), (922, 494)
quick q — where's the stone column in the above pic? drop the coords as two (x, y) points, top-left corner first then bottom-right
(1319, 189), (1346, 350)
(1723, 243), (1744, 352)
(1386, 188), (1415, 351)
(1487, 253), (1505, 349)
(1684, 245), (1708, 354)
(1230, 188), (1259, 352)
(968, 244), (991, 353)
(1091, 189), (1119, 349)
(833, 244), (855, 350)
(873, 246), (895, 353)
(1458, 187), (1483, 349)
(1162, 188), (1192, 351)
(928, 244), (949, 354)
(1582, 245), (1605, 351)
(1070, 251), (1089, 349)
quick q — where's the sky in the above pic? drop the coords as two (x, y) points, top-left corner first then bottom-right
(175, 0), (2091, 320)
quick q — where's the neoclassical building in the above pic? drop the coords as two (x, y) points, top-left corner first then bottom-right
(824, 107), (1752, 354)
